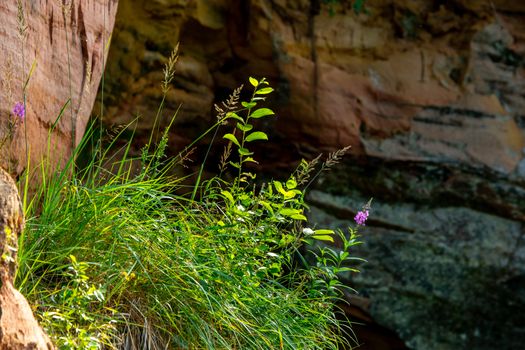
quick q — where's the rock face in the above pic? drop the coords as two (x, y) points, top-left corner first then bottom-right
(0, 0), (118, 177)
(308, 188), (525, 350)
(100, 1), (525, 349)
(0, 167), (54, 349)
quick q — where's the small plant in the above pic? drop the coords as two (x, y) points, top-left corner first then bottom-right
(0, 100), (26, 176)
(0, 101), (25, 167)
(307, 228), (364, 298)
(38, 255), (118, 349)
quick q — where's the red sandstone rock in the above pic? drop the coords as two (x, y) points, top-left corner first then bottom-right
(0, 0), (118, 177)
(103, 0), (525, 175)
(0, 167), (53, 349)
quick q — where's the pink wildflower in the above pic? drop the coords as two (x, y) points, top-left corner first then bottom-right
(354, 210), (369, 226)
(12, 102), (25, 122)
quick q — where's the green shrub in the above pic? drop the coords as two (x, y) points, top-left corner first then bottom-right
(15, 47), (363, 348)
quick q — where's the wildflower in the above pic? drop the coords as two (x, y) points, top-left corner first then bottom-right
(12, 102), (25, 122)
(354, 210), (369, 226)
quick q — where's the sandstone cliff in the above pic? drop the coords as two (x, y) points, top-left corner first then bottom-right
(0, 0), (118, 176)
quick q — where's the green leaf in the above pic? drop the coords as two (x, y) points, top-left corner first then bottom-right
(273, 181), (296, 199)
(226, 112), (244, 122)
(236, 123), (253, 132)
(312, 235), (334, 242)
(279, 208), (302, 216)
(334, 267), (354, 273)
(245, 131), (268, 142)
(223, 133), (240, 147)
(221, 190), (235, 204)
(241, 101), (257, 108)
(238, 147), (253, 156)
(259, 201), (274, 214)
(243, 157), (258, 164)
(273, 181), (285, 195)
(314, 229), (334, 235)
(284, 191), (297, 199)
(250, 108), (274, 119)
(286, 177), (297, 190)
(255, 87), (274, 95)
(249, 77), (259, 87)
(279, 234), (295, 246)
(290, 214), (307, 221)
(229, 161), (241, 169)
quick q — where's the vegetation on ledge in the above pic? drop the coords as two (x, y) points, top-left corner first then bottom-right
(12, 51), (364, 349)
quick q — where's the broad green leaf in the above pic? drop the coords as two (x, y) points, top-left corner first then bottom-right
(312, 235), (334, 242)
(259, 201), (274, 214)
(274, 181), (297, 199)
(241, 101), (257, 108)
(221, 190), (235, 204)
(286, 177), (297, 190)
(229, 161), (241, 169)
(255, 87), (274, 95)
(226, 112), (244, 122)
(249, 77), (259, 87)
(236, 122), (253, 132)
(238, 147), (253, 156)
(279, 208), (302, 216)
(250, 108), (274, 119)
(223, 133), (240, 147)
(243, 157), (258, 164)
(245, 131), (268, 142)
(290, 214), (307, 221)
(314, 229), (334, 235)
(283, 191), (297, 199)
(273, 181), (286, 195)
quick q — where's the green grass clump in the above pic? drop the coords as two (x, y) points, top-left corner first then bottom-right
(15, 73), (362, 349)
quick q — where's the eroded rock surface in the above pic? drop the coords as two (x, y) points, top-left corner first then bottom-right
(308, 187), (525, 350)
(0, 0), (118, 176)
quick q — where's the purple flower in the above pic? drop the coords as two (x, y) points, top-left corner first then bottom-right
(354, 210), (369, 226)
(12, 102), (25, 122)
